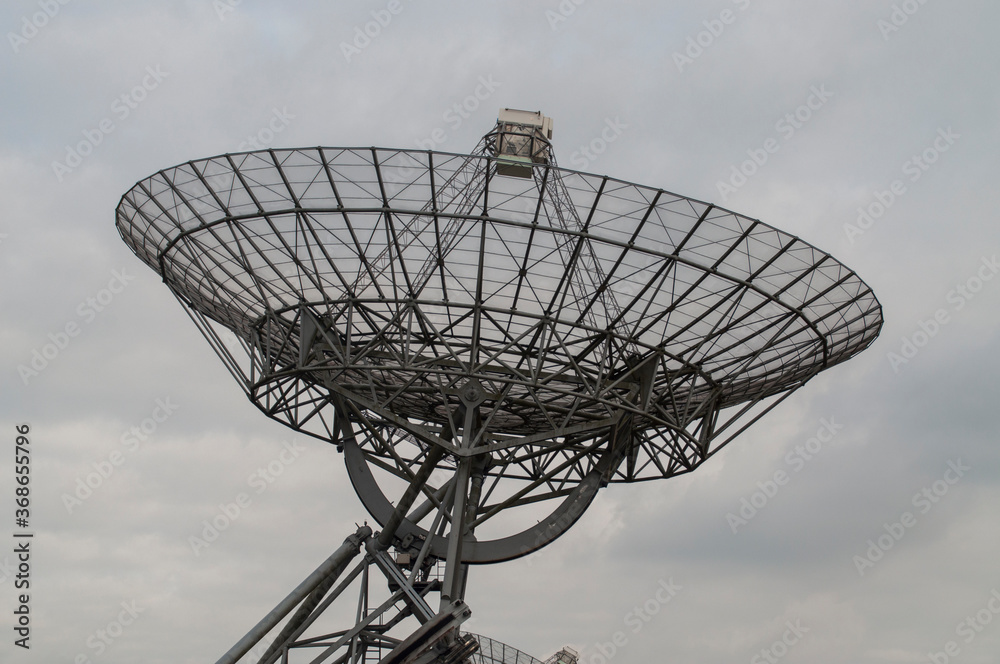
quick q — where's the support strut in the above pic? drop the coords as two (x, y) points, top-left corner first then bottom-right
(215, 525), (371, 664)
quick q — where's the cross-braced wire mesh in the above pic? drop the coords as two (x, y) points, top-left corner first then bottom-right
(116, 142), (881, 490)
(468, 634), (543, 664)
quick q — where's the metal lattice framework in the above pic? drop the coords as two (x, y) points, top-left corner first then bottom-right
(116, 111), (881, 663)
(469, 634), (542, 664)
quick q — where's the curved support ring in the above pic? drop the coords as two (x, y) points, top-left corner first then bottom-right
(343, 434), (616, 564)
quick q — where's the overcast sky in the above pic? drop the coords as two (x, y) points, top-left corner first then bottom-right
(2, 1), (999, 663)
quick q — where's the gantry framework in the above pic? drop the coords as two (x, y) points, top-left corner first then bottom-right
(116, 110), (881, 663)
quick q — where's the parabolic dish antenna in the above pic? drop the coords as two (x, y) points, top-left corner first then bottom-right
(117, 109), (881, 663)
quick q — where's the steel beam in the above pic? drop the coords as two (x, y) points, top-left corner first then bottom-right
(214, 526), (371, 664)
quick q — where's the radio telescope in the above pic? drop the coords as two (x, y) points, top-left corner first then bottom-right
(116, 108), (881, 663)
